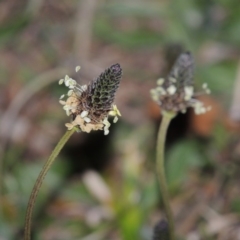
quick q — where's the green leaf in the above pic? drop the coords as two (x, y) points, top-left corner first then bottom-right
(197, 61), (236, 101)
(166, 140), (204, 190)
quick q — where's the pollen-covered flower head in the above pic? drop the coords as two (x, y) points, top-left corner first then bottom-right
(150, 52), (211, 114)
(59, 64), (122, 135)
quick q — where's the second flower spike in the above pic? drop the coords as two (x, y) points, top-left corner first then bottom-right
(150, 52), (211, 115)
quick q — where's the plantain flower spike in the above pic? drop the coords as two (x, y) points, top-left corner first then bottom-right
(59, 64), (122, 135)
(150, 52), (211, 114)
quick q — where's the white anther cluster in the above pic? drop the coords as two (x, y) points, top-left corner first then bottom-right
(103, 118), (111, 135)
(150, 76), (211, 115)
(75, 66), (81, 72)
(59, 75), (77, 89)
(150, 77), (180, 102)
(109, 104), (121, 124)
(59, 75), (79, 116)
(191, 100), (212, 115)
(202, 83), (211, 94)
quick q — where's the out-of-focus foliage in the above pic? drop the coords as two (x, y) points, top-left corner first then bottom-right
(1, 0), (240, 239)
(166, 139), (205, 191)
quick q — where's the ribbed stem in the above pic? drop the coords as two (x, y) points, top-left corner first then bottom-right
(156, 111), (176, 240)
(24, 128), (75, 240)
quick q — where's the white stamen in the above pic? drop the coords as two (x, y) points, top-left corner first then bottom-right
(63, 105), (70, 110)
(59, 94), (65, 99)
(59, 79), (64, 85)
(103, 118), (111, 127)
(167, 85), (177, 95)
(184, 86), (194, 100)
(103, 124), (110, 135)
(66, 109), (70, 116)
(202, 83), (208, 89)
(63, 105), (71, 115)
(80, 111), (88, 118)
(109, 111), (115, 116)
(113, 116), (118, 123)
(193, 101), (207, 115)
(84, 117), (91, 123)
(65, 76), (76, 88)
(67, 90), (73, 96)
(59, 100), (66, 105)
(157, 78), (164, 85)
(75, 66), (81, 72)
(109, 105), (121, 117)
(65, 80), (70, 87)
(113, 105), (121, 116)
(202, 83), (211, 94)
(206, 89), (211, 94)
(68, 79), (76, 88)
(104, 125), (109, 131)
(104, 129), (109, 135)
(64, 75), (70, 86)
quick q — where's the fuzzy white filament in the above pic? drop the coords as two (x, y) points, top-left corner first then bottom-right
(75, 66), (81, 72)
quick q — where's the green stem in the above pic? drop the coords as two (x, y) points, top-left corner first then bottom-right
(156, 111), (176, 240)
(24, 128), (75, 240)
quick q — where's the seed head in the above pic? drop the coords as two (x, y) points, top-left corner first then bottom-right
(150, 52), (211, 114)
(152, 220), (169, 240)
(59, 64), (122, 135)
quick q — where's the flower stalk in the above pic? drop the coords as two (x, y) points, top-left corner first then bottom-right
(24, 63), (122, 240)
(24, 128), (75, 240)
(156, 111), (175, 240)
(151, 52), (211, 239)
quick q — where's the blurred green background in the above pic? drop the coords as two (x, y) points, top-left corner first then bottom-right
(0, 0), (240, 239)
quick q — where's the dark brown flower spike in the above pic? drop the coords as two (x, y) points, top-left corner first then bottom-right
(59, 64), (122, 135)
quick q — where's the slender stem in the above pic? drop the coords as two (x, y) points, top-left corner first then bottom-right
(156, 111), (176, 240)
(24, 128), (75, 240)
